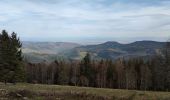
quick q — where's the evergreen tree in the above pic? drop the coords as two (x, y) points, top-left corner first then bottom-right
(0, 30), (25, 83)
(0, 30), (11, 83)
(80, 53), (95, 86)
(106, 60), (117, 88)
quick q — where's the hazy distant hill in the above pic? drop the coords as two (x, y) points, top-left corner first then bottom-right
(22, 42), (80, 62)
(63, 41), (166, 60)
(22, 41), (166, 62)
(22, 42), (80, 54)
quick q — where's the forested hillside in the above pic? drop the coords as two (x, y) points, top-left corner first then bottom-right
(0, 30), (170, 92)
(64, 41), (165, 60)
(25, 52), (170, 91)
(22, 42), (80, 63)
(22, 41), (166, 62)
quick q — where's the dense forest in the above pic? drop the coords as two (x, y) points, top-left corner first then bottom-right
(25, 53), (170, 91)
(0, 30), (170, 91)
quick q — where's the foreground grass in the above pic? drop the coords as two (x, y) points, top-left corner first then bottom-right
(0, 83), (170, 100)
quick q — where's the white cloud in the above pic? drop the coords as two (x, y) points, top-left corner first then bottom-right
(0, 0), (170, 42)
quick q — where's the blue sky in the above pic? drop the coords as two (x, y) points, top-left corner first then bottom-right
(0, 0), (170, 44)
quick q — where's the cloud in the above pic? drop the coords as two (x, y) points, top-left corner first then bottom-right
(0, 0), (170, 42)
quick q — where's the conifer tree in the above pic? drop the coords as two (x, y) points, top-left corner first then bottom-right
(80, 53), (95, 86)
(0, 30), (25, 83)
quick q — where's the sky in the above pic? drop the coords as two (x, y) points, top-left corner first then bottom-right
(0, 0), (170, 44)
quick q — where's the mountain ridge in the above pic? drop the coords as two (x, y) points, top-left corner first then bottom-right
(64, 40), (166, 60)
(22, 41), (166, 62)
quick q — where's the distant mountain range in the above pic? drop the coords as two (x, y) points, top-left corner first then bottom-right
(22, 42), (80, 62)
(22, 41), (166, 63)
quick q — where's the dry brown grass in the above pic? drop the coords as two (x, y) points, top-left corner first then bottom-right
(0, 83), (170, 100)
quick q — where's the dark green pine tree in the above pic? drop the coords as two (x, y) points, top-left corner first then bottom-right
(80, 53), (95, 86)
(0, 30), (11, 83)
(106, 60), (117, 88)
(0, 30), (25, 84)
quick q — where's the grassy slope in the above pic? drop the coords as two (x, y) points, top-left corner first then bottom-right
(0, 83), (170, 100)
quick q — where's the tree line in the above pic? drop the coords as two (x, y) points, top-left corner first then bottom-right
(25, 48), (170, 91)
(0, 30), (170, 91)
